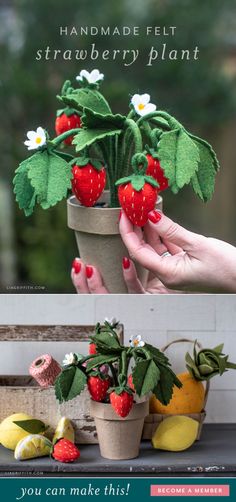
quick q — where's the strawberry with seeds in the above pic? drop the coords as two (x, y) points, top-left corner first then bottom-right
(110, 388), (134, 418)
(52, 438), (80, 463)
(88, 374), (111, 402)
(72, 158), (106, 207)
(146, 153), (169, 192)
(55, 108), (81, 146)
(116, 153), (158, 227)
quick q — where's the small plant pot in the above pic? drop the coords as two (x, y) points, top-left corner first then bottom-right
(90, 399), (149, 460)
(67, 191), (163, 293)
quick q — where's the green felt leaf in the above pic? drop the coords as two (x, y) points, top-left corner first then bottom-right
(213, 344), (224, 354)
(82, 108), (126, 130)
(190, 134), (219, 202)
(13, 156), (37, 216)
(55, 366), (86, 403)
(91, 331), (122, 353)
(86, 354), (118, 372)
(60, 88), (111, 115)
(13, 419), (46, 434)
(132, 359), (160, 397)
(144, 344), (170, 366)
(158, 128), (200, 191)
(72, 129), (122, 153)
(27, 150), (72, 210)
(152, 365), (182, 405)
(131, 176), (145, 191)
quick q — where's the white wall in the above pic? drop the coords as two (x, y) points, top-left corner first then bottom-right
(0, 294), (236, 423)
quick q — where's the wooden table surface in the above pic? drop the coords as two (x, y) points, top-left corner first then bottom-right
(0, 424), (235, 478)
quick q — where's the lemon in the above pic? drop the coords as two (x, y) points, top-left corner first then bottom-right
(152, 415), (199, 452)
(0, 413), (34, 450)
(15, 434), (52, 460)
(53, 417), (75, 443)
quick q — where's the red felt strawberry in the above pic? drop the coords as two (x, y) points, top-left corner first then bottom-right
(146, 154), (169, 191)
(52, 439), (80, 463)
(55, 109), (81, 146)
(110, 389), (134, 418)
(88, 375), (111, 402)
(72, 159), (106, 207)
(128, 374), (135, 391)
(89, 343), (97, 355)
(117, 178), (158, 227)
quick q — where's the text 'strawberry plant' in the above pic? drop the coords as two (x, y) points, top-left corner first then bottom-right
(14, 68), (220, 225)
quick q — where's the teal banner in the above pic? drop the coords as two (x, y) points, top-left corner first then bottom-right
(0, 477), (235, 502)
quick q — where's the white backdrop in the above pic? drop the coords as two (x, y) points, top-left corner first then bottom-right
(0, 294), (235, 423)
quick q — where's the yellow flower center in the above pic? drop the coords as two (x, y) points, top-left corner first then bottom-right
(35, 136), (42, 144)
(138, 103), (145, 111)
(133, 339), (139, 346)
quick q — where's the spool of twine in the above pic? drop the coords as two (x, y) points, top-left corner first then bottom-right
(29, 354), (61, 388)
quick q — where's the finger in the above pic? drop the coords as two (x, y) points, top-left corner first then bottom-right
(147, 210), (203, 250)
(122, 257), (145, 294)
(85, 265), (109, 294)
(144, 224), (168, 256)
(71, 259), (90, 294)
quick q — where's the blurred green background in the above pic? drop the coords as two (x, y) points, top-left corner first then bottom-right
(1, 0), (236, 292)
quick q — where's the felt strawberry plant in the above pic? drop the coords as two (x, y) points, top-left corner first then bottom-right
(54, 321), (182, 418)
(13, 69), (220, 226)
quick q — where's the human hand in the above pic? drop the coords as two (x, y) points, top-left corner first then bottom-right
(119, 209), (236, 293)
(71, 257), (179, 294)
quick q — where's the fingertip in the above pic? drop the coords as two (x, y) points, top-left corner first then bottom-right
(147, 210), (162, 224)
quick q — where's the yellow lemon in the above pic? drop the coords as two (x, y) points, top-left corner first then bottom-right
(15, 434), (52, 460)
(152, 415), (199, 452)
(0, 413), (35, 450)
(53, 417), (75, 443)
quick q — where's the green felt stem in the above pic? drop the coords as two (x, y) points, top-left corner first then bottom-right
(125, 118), (143, 153)
(109, 363), (119, 386)
(51, 128), (81, 147)
(121, 350), (128, 380)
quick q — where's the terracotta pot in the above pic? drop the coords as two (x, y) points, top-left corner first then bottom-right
(90, 399), (149, 460)
(67, 191), (163, 294)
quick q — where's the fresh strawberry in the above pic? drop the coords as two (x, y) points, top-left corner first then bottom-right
(117, 180), (158, 227)
(52, 439), (80, 463)
(128, 374), (135, 391)
(88, 375), (110, 402)
(55, 109), (81, 146)
(110, 390), (134, 418)
(146, 154), (169, 191)
(89, 343), (97, 355)
(72, 161), (106, 207)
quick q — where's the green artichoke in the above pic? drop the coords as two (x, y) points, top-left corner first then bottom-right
(185, 342), (236, 381)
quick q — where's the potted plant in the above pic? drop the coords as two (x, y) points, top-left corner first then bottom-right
(13, 68), (220, 292)
(149, 339), (236, 440)
(54, 321), (182, 460)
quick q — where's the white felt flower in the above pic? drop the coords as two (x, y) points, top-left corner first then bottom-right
(104, 317), (117, 327)
(24, 127), (46, 150)
(62, 353), (76, 366)
(129, 334), (145, 348)
(131, 94), (156, 117)
(76, 69), (104, 84)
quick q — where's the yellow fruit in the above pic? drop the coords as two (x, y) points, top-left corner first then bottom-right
(152, 415), (199, 451)
(14, 434), (52, 460)
(150, 372), (205, 414)
(53, 417), (75, 443)
(0, 413), (34, 450)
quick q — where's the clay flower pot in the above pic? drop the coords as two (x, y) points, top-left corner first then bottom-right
(90, 399), (149, 460)
(67, 191), (163, 293)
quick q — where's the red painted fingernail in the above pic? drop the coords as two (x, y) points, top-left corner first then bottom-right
(148, 210), (162, 224)
(119, 209), (122, 221)
(86, 265), (93, 279)
(122, 257), (130, 270)
(72, 259), (81, 274)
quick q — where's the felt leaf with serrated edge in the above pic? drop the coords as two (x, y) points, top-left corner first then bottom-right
(55, 366), (86, 403)
(86, 354), (118, 372)
(27, 150), (72, 210)
(90, 331), (122, 352)
(132, 359), (160, 397)
(13, 419), (47, 434)
(13, 155), (40, 216)
(152, 364), (181, 406)
(59, 88), (111, 115)
(82, 108), (126, 130)
(189, 133), (219, 202)
(72, 129), (122, 152)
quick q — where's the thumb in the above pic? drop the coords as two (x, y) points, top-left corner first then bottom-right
(147, 210), (202, 251)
